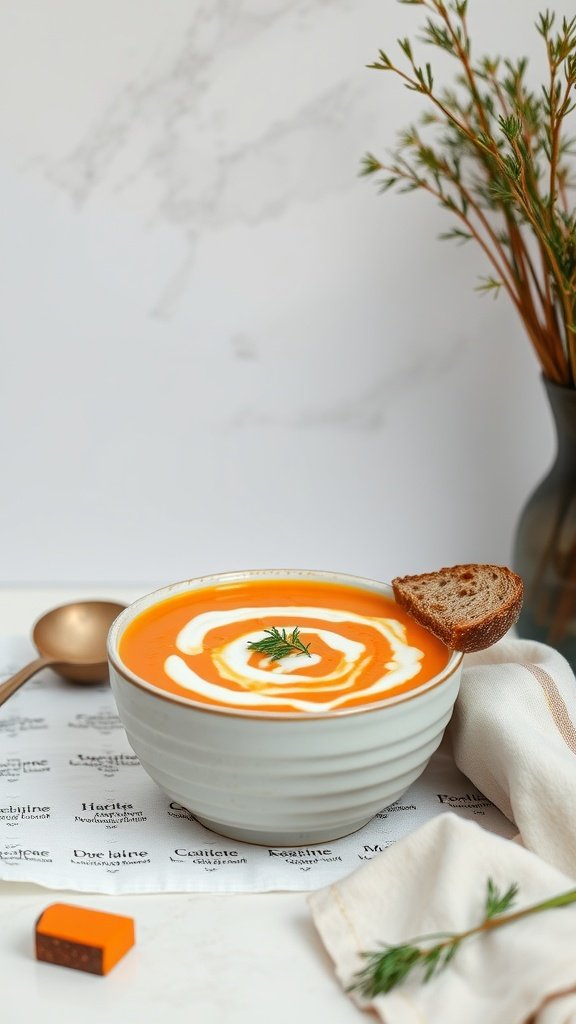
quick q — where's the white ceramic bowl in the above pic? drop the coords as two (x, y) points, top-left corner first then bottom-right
(107, 570), (463, 845)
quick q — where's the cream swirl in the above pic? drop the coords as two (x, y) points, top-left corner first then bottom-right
(164, 605), (424, 712)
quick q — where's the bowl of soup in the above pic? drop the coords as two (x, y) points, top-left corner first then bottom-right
(107, 569), (463, 845)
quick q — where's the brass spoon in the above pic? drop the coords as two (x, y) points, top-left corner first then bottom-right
(0, 600), (126, 707)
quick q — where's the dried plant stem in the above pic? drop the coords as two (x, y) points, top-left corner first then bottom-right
(364, 1), (576, 387)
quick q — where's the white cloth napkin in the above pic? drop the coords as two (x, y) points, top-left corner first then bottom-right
(451, 638), (576, 876)
(309, 639), (576, 1022)
(309, 814), (576, 1023)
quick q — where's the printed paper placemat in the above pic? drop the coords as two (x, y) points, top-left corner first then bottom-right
(0, 637), (516, 894)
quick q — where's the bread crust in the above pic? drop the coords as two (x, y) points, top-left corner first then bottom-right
(392, 564), (524, 653)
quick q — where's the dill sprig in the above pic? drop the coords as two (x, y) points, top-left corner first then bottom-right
(349, 878), (576, 998)
(247, 626), (312, 662)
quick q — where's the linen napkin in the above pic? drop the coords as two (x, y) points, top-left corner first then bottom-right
(309, 813), (576, 1024)
(309, 638), (576, 1021)
(450, 637), (576, 876)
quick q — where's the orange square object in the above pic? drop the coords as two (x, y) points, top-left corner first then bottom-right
(35, 903), (135, 975)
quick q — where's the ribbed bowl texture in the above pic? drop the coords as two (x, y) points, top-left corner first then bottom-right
(108, 572), (463, 846)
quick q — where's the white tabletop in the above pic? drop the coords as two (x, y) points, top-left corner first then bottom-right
(0, 586), (362, 1023)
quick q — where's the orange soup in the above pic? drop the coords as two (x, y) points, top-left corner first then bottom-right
(119, 579), (450, 714)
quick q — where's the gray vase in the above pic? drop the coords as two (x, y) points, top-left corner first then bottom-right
(513, 376), (576, 667)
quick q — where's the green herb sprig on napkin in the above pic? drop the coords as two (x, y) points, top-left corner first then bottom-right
(350, 878), (576, 997)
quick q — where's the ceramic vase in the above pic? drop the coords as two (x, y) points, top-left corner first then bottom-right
(513, 376), (576, 668)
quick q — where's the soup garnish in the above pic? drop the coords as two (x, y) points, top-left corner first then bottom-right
(247, 626), (312, 661)
(119, 578), (450, 713)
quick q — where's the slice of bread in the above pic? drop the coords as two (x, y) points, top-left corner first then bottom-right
(391, 564), (523, 653)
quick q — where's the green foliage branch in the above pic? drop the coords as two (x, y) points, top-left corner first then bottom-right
(363, 1), (576, 387)
(349, 877), (576, 997)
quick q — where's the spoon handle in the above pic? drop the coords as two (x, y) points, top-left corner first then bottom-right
(0, 656), (55, 707)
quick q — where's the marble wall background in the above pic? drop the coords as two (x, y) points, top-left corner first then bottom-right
(0, 0), (571, 586)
